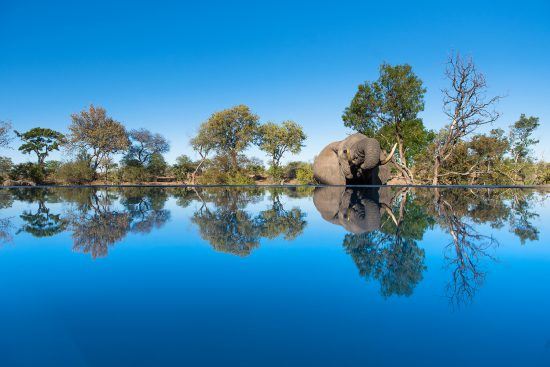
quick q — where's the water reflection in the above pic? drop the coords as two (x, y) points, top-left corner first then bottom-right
(191, 188), (307, 256)
(0, 186), (546, 305)
(316, 187), (432, 297)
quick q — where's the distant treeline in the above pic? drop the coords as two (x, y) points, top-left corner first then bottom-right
(1, 51), (548, 186)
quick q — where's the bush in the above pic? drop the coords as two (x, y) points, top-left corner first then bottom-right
(296, 163), (315, 184)
(121, 165), (149, 183)
(55, 160), (95, 184)
(10, 162), (45, 184)
(197, 168), (255, 185)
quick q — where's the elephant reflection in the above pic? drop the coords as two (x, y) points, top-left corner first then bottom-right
(313, 186), (393, 233)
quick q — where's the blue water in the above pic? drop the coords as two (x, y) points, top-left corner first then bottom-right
(0, 186), (548, 366)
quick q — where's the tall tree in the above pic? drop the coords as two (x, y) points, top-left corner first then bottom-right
(432, 53), (502, 185)
(126, 128), (170, 165)
(194, 105), (259, 171)
(15, 127), (66, 167)
(509, 114), (539, 163)
(67, 105), (130, 176)
(342, 63), (429, 182)
(257, 120), (306, 173)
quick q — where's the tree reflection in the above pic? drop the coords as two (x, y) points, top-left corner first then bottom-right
(191, 188), (307, 256)
(429, 189), (499, 306)
(336, 189), (432, 297)
(68, 190), (130, 259)
(120, 188), (171, 234)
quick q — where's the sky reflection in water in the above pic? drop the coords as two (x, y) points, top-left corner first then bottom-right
(0, 186), (549, 366)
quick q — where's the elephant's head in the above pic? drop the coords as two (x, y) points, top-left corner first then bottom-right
(344, 137), (397, 171)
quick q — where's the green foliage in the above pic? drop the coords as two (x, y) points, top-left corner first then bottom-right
(15, 127), (65, 165)
(342, 63), (431, 167)
(9, 162), (45, 183)
(257, 120), (306, 169)
(172, 155), (197, 181)
(146, 152), (168, 177)
(295, 162), (315, 184)
(193, 105), (259, 171)
(55, 159), (95, 184)
(509, 114), (540, 163)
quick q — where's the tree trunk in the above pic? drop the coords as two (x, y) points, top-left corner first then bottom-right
(432, 155), (440, 185)
(230, 151), (238, 171)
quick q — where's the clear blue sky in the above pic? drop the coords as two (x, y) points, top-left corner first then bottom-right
(1, 0), (549, 164)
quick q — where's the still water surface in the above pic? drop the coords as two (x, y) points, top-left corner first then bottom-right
(0, 186), (549, 366)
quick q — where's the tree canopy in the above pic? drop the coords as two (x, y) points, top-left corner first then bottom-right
(67, 105), (130, 175)
(126, 128), (170, 165)
(257, 120), (306, 169)
(194, 105), (259, 171)
(15, 127), (66, 166)
(342, 63), (430, 182)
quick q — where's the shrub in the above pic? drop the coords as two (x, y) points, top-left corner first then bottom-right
(10, 162), (45, 184)
(55, 160), (95, 184)
(121, 165), (149, 183)
(296, 163), (315, 184)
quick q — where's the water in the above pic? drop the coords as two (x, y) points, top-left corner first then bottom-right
(0, 186), (548, 366)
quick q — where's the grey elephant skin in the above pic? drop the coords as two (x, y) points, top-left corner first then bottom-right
(313, 133), (396, 185)
(313, 187), (394, 234)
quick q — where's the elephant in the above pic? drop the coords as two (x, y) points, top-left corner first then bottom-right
(313, 133), (396, 185)
(313, 186), (395, 234)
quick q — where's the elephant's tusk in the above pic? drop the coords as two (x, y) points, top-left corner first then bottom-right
(380, 143), (397, 165)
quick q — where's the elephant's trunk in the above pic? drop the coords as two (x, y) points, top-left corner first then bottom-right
(379, 143), (397, 165)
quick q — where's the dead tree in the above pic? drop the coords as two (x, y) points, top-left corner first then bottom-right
(432, 53), (502, 185)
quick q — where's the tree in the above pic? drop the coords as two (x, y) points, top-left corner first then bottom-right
(15, 127), (66, 167)
(0, 121), (13, 148)
(67, 105), (130, 176)
(146, 152), (168, 177)
(342, 63), (429, 182)
(509, 114), (539, 163)
(190, 128), (214, 184)
(257, 120), (306, 177)
(432, 53), (502, 185)
(172, 155), (197, 182)
(126, 128), (170, 165)
(195, 105), (259, 171)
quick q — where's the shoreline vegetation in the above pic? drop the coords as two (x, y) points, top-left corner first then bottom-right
(1, 52), (548, 187)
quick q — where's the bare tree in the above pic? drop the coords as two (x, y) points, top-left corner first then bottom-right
(0, 120), (13, 148)
(432, 53), (502, 185)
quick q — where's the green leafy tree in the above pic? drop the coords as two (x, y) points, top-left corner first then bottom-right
(257, 121), (306, 179)
(342, 63), (429, 182)
(67, 105), (130, 176)
(194, 105), (259, 172)
(509, 114), (540, 163)
(15, 127), (66, 167)
(172, 155), (197, 182)
(146, 152), (168, 177)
